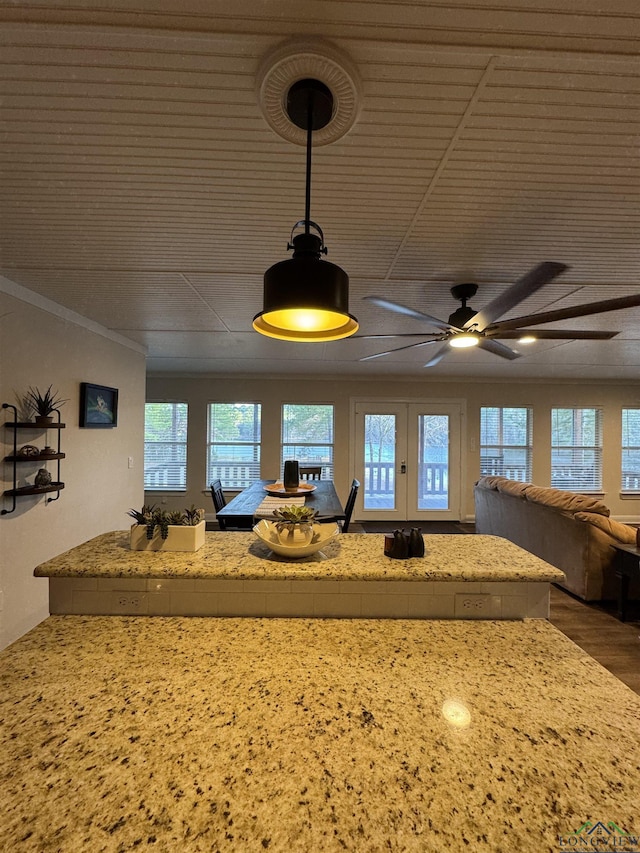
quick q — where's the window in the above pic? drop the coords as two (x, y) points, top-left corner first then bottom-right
(480, 407), (532, 482)
(207, 403), (261, 489)
(282, 404), (334, 479)
(144, 402), (188, 491)
(621, 408), (640, 492)
(551, 407), (602, 491)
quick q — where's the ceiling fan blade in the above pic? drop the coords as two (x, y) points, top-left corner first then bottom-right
(490, 329), (618, 340)
(424, 343), (451, 368)
(363, 296), (455, 331)
(477, 338), (522, 360)
(360, 339), (441, 362)
(352, 333), (443, 340)
(468, 262), (569, 331)
(487, 292), (640, 332)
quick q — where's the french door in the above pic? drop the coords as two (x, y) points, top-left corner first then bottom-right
(353, 400), (462, 521)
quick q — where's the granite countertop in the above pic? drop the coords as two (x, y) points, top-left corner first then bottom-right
(1, 616), (639, 852)
(34, 531), (565, 583)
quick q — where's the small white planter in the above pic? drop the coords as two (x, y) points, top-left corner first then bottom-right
(129, 520), (206, 552)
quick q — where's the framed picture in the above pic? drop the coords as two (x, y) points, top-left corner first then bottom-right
(79, 382), (118, 428)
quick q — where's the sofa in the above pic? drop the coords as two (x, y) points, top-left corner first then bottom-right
(474, 476), (639, 601)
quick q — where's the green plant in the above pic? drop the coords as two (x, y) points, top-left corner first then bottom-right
(127, 504), (205, 539)
(25, 385), (67, 417)
(272, 504), (318, 533)
(184, 505), (205, 525)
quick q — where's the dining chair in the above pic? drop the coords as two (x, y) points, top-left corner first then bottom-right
(210, 479), (228, 531)
(299, 466), (322, 480)
(341, 478), (360, 532)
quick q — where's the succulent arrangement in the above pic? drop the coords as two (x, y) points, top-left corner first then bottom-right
(272, 504), (318, 533)
(25, 385), (67, 419)
(127, 504), (205, 540)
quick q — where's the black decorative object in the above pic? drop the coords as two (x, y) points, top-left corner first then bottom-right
(409, 527), (425, 557)
(384, 528), (425, 559)
(283, 460), (300, 491)
(80, 382), (118, 428)
(35, 468), (52, 487)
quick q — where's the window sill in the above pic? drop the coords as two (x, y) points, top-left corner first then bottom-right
(620, 492), (640, 500)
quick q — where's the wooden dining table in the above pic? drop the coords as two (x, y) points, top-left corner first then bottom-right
(216, 479), (345, 530)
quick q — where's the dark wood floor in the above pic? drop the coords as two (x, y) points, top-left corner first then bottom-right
(361, 521), (640, 695)
(549, 585), (640, 695)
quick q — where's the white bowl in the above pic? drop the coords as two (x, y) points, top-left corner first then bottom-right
(253, 519), (340, 558)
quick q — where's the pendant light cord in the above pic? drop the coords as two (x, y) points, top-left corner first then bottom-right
(304, 89), (313, 236)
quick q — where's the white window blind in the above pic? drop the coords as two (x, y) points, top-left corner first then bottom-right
(207, 403), (261, 489)
(480, 407), (532, 482)
(551, 407), (602, 491)
(282, 404), (334, 480)
(144, 402), (188, 491)
(621, 408), (640, 491)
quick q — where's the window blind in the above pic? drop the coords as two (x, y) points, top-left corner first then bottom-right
(551, 407), (602, 492)
(621, 408), (640, 491)
(207, 403), (261, 489)
(479, 407), (532, 482)
(282, 404), (334, 480)
(144, 402), (188, 491)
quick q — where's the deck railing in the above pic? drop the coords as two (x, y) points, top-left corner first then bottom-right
(364, 461), (449, 498)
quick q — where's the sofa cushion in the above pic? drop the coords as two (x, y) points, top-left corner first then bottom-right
(574, 512), (638, 545)
(476, 476), (508, 490)
(496, 479), (530, 498)
(523, 485), (610, 517)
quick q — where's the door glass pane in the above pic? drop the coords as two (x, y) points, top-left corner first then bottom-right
(364, 414), (396, 510)
(418, 415), (449, 510)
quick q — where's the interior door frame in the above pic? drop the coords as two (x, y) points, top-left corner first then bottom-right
(349, 397), (467, 522)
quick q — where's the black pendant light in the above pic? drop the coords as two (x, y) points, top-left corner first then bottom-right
(253, 78), (358, 342)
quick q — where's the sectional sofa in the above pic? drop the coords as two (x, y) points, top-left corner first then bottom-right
(474, 475), (639, 601)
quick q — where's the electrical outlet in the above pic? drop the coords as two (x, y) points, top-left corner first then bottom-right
(455, 593), (493, 618)
(112, 593), (148, 614)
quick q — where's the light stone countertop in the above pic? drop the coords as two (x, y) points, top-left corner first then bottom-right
(1, 615), (639, 852)
(33, 531), (565, 583)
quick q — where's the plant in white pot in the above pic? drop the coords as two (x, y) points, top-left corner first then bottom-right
(127, 504), (206, 551)
(272, 504), (318, 546)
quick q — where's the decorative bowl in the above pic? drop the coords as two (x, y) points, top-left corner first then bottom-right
(253, 519), (340, 558)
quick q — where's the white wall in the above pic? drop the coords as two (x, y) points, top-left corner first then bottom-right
(1, 284), (146, 650)
(146, 374), (640, 523)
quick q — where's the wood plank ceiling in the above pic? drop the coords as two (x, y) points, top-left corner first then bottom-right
(1, 1), (640, 379)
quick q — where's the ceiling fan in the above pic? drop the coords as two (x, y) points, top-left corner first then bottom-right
(358, 262), (640, 367)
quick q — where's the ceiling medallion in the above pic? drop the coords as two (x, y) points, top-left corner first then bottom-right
(256, 38), (362, 146)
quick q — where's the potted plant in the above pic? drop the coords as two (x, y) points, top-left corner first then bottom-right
(127, 504), (206, 551)
(25, 385), (67, 425)
(272, 504), (318, 546)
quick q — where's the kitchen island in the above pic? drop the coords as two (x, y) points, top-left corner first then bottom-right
(34, 531), (565, 619)
(2, 615), (639, 852)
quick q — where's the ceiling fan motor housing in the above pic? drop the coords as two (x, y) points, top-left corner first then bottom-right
(448, 283), (479, 328)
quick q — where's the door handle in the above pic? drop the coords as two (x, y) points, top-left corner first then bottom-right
(400, 460), (406, 474)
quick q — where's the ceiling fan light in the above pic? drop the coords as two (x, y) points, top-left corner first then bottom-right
(518, 334), (537, 344)
(449, 332), (480, 349)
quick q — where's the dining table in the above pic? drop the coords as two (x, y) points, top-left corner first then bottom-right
(216, 478), (345, 530)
